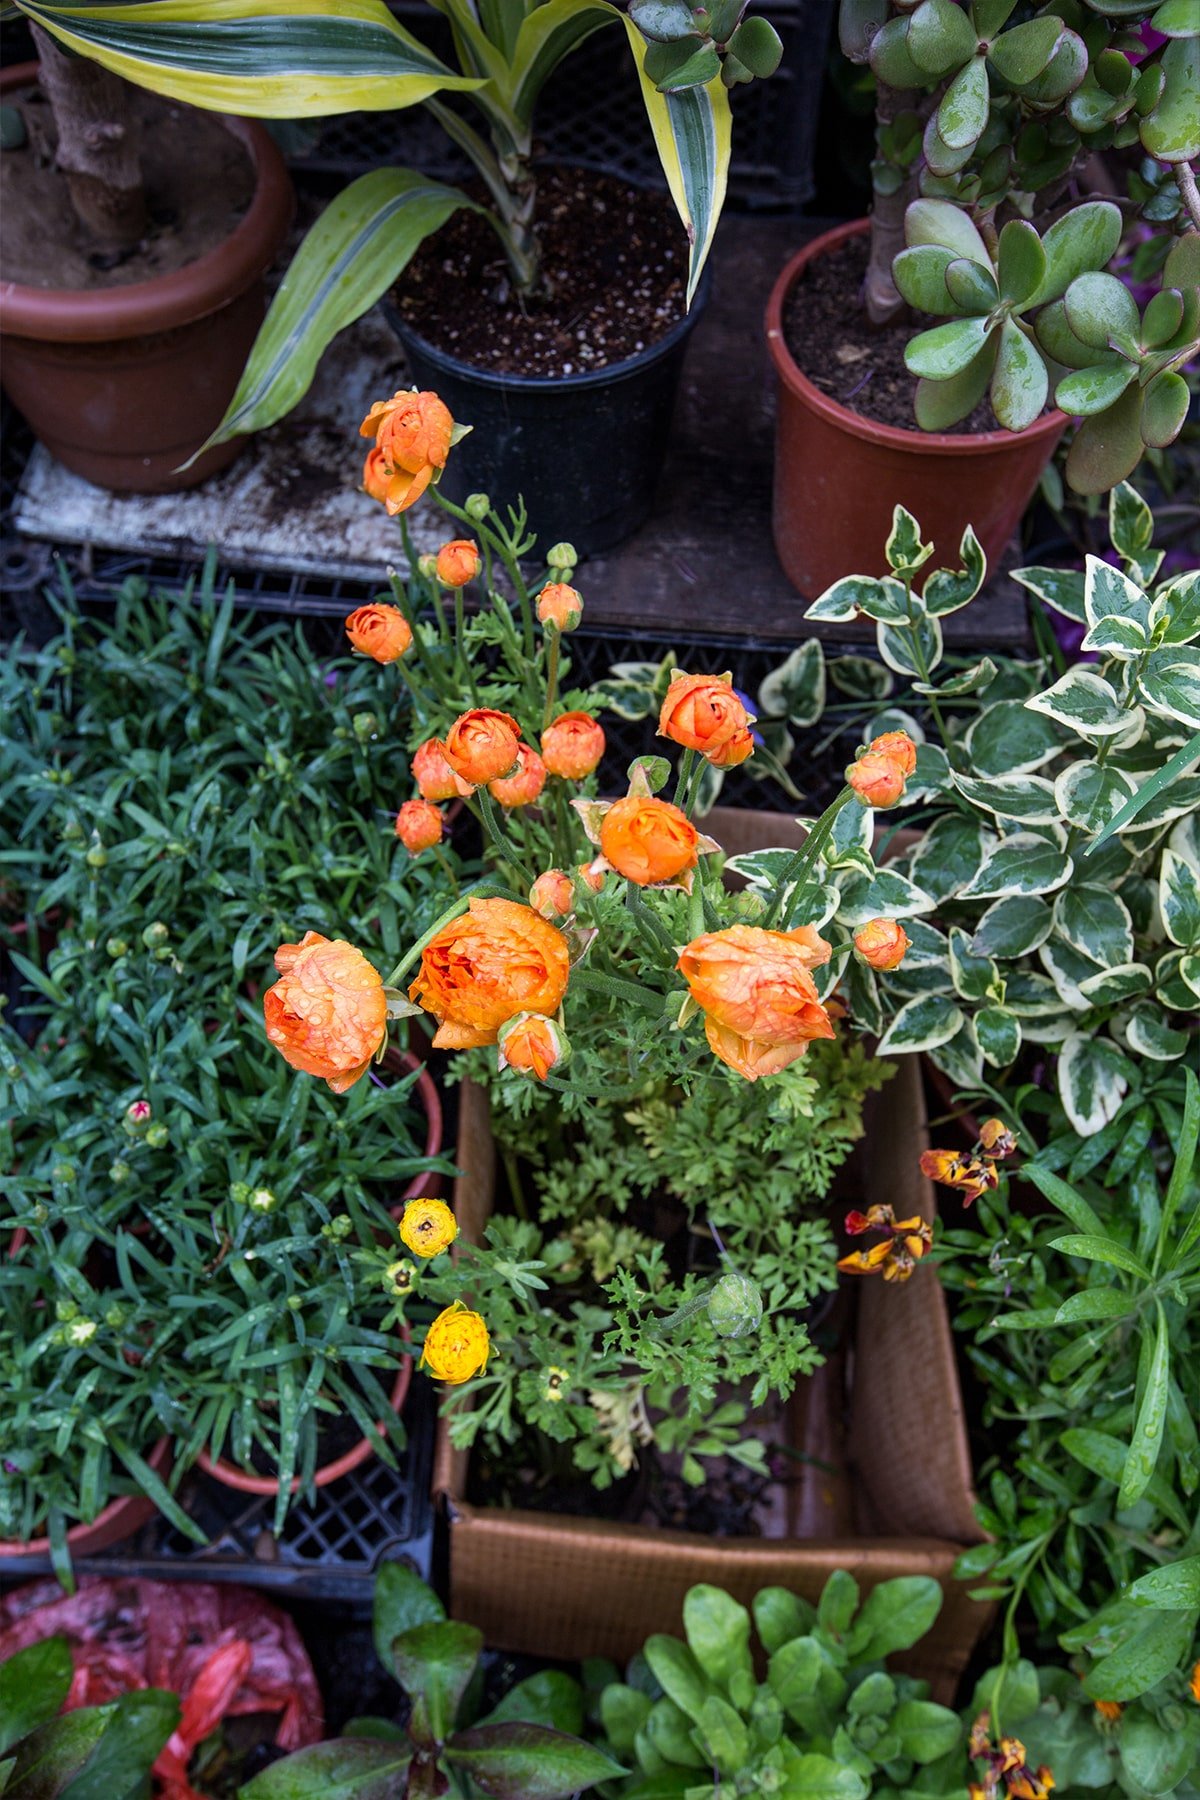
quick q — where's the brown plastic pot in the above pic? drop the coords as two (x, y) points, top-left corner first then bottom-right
(0, 63), (294, 493)
(0, 1435), (173, 1560)
(196, 1322), (413, 1498)
(765, 219), (1067, 599)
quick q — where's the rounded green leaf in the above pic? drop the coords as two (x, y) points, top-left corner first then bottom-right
(1164, 231), (1200, 288)
(1030, 199), (1123, 305)
(905, 314), (992, 378)
(1142, 286), (1185, 347)
(904, 196), (991, 263)
(1026, 666), (1127, 736)
(971, 895), (1054, 958)
(991, 316), (1049, 431)
(869, 14), (925, 87)
(937, 54), (990, 149)
(1141, 370), (1191, 449)
(945, 255), (1000, 313)
(1018, 27), (1088, 105)
(726, 16), (784, 76)
(1055, 358), (1136, 417)
(1036, 297), (1097, 370)
(976, 1004), (1021, 1066)
(914, 338), (998, 429)
(1064, 271), (1140, 350)
(987, 15), (1063, 86)
(892, 244), (964, 314)
(1054, 760), (1136, 834)
(907, 0), (979, 75)
(1065, 382), (1145, 494)
(1151, 0), (1200, 34)
(997, 218), (1046, 304)
(1053, 884), (1134, 963)
(1140, 35), (1200, 161)
(1057, 1033), (1131, 1135)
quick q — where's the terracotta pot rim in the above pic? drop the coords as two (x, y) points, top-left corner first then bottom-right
(764, 217), (1067, 456)
(0, 63), (293, 342)
(380, 1045), (445, 1204)
(0, 1436), (172, 1557)
(196, 1319), (414, 1496)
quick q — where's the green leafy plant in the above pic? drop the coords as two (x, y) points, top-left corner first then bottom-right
(591, 1570), (961, 1797)
(241, 1560), (624, 1799)
(742, 482), (1200, 1133)
(11, 0), (781, 449)
(938, 1065), (1200, 1704)
(0, 1636), (179, 1796)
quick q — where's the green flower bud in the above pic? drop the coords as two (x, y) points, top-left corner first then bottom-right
(59, 769), (73, 787)
(286, 1294), (303, 1310)
(707, 1269), (763, 1339)
(464, 492), (491, 521)
(324, 1214), (353, 1240)
(142, 921), (169, 948)
(56, 1298), (79, 1321)
(104, 1304), (126, 1329)
(61, 819), (84, 842)
(66, 1319), (97, 1346)
(85, 845), (107, 869)
(106, 937), (129, 958)
(546, 541), (577, 571)
(229, 1181), (251, 1206)
(418, 553), (439, 580)
(145, 1123), (169, 1149)
(124, 1100), (152, 1134)
(51, 1161), (76, 1185)
(109, 1160), (132, 1184)
(249, 1186), (277, 1213)
(353, 711), (379, 741)
(730, 889), (768, 922)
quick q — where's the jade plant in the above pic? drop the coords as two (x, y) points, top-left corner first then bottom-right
(735, 482), (1200, 1134)
(592, 1571), (962, 1796)
(836, 0), (1200, 489)
(11, 0), (781, 448)
(241, 1561), (624, 1799)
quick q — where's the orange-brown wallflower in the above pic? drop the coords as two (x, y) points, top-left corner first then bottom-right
(969, 1714), (1056, 1800)
(489, 743), (547, 808)
(529, 869), (575, 918)
(658, 672), (750, 760)
(443, 709), (522, 788)
(435, 539), (481, 587)
(838, 1202), (932, 1282)
(979, 1118), (1018, 1158)
(412, 738), (462, 803)
(541, 712), (605, 780)
(920, 1147), (1000, 1207)
(678, 924), (835, 1081)
(409, 897), (569, 1050)
(395, 798), (443, 854)
(345, 603), (412, 665)
(853, 918), (910, 970)
(600, 794), (698, 887)
(264, 932), (387, 1094)
(536, 582), (583, 631)
(359, 389), (453, 515)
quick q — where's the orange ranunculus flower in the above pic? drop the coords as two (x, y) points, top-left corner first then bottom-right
(853, 918), (910, 970)
(420, 1301), (489, 1384)
(677, 924), (834, 1081)
(345, 603), (412, 665)
(362, 444), (391, 504)
(489, 744), (546, 808)
(409, 897), (570, 1050)
(1190, 1660), (1200, 1704)
(658, 672), (750, 760)
(536, 582), (583, 631)
(920, 1147), (1000, 1207)
(498, 1012), (569, 1081)
(412, 738), (462, 803)
(599, 795), (698, 887)
(359, 388), (454, 515)
(541, 712), (605, 780)
(436, 539), (481, 588)
(264, 932), (387, 1095)
(847, 749), (907, 808)
(444, 709), (522, 788)
(395, 798), (443, 854)
(529, 869), (575, 918)
(709, 725), (755, 770)
(870, 729), (917, 775)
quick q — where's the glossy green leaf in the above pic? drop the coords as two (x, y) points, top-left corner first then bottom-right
(0, 1639), (73, 1756)
(892, 244), (964, 314)
(905, 314), (992, 379)
(1119, 1301), (1169, 1509)
(1054, 759), (1136, 834)
(1139, 646), (1200, 729)
(991, 317), (1048, 430)
(1151, 0), (1200, 35)
(1141, 34), (1200, 161)
(996, 218), (1046, 305)
(391, 1620), (481, 1743)
(845, 1577), (943, 1660)
(957, 833), (1073, 900)
(971, 895), (1053, 958)
(937, 53), (989, 150)
(914, 338), (998, 429)
(1011, 564), (1086, 622)
(875, 993), (965, 1055)
(1082, 1609), (1197, 1703)
(1056, 1034), (1132, 1137)
(1130, 1555), (1200, 1609)
(1142, 370), (1191, 448)
(443, 1723), (625, 1798)
(1064, 271), (1140, 351)
(1030, 200), (1123, 305)
(907, 0), (977, 73)
(507, 0), (612, 122)
(373, 1561), (444, 1673)
(1065, 381), (1145, 495)
(869, 14), (924, 87)
(1055, 358), (1136, 417)
(905, 196), (991, 263)
(683, 1586), (752, 1696)
(1026, 667), (1126, 736)
(988, 14), (1063, 85)
(944, 256), (1000, 313)
(240, 1740), (413, 1798)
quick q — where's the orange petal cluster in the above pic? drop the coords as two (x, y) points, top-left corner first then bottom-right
(409, 897), (570, 1050)
(489, 744), (546, 808)
(264, 931), (387, 1094)
(359, 389), (453, 515)
(498, 1012), (568, 1081)
(435, 539), (481, 588)
(536, 582), (583, 631)
(659, 672), (752, 764)
(529, 869), (575, 918)
(345, 603), (412, 665)
(853, 918), (910, 970)
(395, 798), (443, 854)
(846, 730), (918, 809)
(412, 738), (462, 803)
(837, 1203), (932, 1282)
(677, 924), (834, 1080)
(919, 1148), (1001, 1208)
(599, 794), (698, 887)
(444, 709), (522, 788)
(541, 712), (605, 780)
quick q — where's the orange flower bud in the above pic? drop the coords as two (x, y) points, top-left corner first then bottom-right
(345, 603), (412, 665)
(578, 860), (606, 893)
(359, 388), (454, 516)
(529, 869), (575, 918)
(869, 730), (917, 775)
(420, 1300), (489, 1384)
(412, 738), (461, 803)
(677, 924), (834, 1080)
(362, 444), (391, 504)
(444, 709), (522, 788)
(853, 918), (910, 971)
(658, 672), (750, 760)
(489, 744), (546, 808)
(409, 896), (570, 1050)
(498, 1011), (569, 1081)
(709, 725), (755, 770)
(536, 582), (583, 631)
(600, 794), (698, 887)
(435, 538), (481, 588)
(395, 798), (443, 854)
(264, 932), (387, 1094)
(541, 712), (605, 781)
(847, 750), (907, 809)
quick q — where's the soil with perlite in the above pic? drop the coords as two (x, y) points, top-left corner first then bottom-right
(0, 85), (254, 290)
(392, 166), (688, 378)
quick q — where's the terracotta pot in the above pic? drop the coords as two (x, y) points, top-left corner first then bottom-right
(379, 1045), (445, 1207)
(0, 63), (294, 493)
(0, 1436), (173, 1560)
(196, 1321), (413, 1497)
(765, 219), (1067, 599)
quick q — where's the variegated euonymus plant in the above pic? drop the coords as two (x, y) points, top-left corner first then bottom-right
(838, 0), (1200, 490)
(737, 482), (1199, 1138)
(10, 0), (780, 446)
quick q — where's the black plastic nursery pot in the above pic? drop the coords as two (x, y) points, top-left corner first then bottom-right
(384, 266), (711, 560)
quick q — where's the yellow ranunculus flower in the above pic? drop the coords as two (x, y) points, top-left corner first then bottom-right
(398, 1197), (459, 1260)
(420, 1302), (490, 1384)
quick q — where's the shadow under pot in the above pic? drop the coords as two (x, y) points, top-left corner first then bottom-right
(765, 218), (1066, 599)
(0, 62), (294, 494)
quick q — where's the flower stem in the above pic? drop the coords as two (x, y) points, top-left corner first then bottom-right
(383, 878), (509, 988)
(763, 789), (853, 928)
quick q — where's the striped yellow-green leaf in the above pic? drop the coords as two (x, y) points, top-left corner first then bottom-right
(197, 168), (476, 454)
(15, 0), (482, 117)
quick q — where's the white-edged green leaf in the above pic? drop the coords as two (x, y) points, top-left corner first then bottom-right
(1026, 668), (1128, 738)
(1139, 646), (1200, 729)
(976, 1004), (1021, 1067)
(952, 771), (1059, 822)
(907, 813), (987, 901)
(508, 0), (614, 122)
(876, 612), (944, 680)
(1057, 1033), (1131, 1136)
(820, 796), (874, 873)
(201, 167), (472, 449)
(948, 925), (1001, 1002)
(758, 640), (826, 727)
(1152, 570), (1200, 647)
(966, 699), (1064, 774)
(1007, 967), (1075, 1017)
(914, 655), (996, 698)
(828, 654), (894, 701)
(925, 1015), (985, 1087)
(722, 846), (802, 888)
(1076, 961), (1154, 1004)
(957, 833), (1074, 900)
(1054, 759), (1136, 835)
(920, 526), (987, 615)
(971, 895), (1054, 959)
(834, 866), (937, 927)
(1156, 946), (1200, 1008)
(1011, 564), (1087, 623)
(876, 994), (965, 1056)
(1160, 845), (1200, 947)
(1122, 1003), (1189, 1061)
(804, 575), (889, 624)
(1081, 614), (1148, 658)
(1052, 884), (1134, 964)
(20, 0), (481, 116)
(1085, 554), (1151, 632)
(1117, 771), (1200, 834)
(1039, 936), (1102, 1011)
